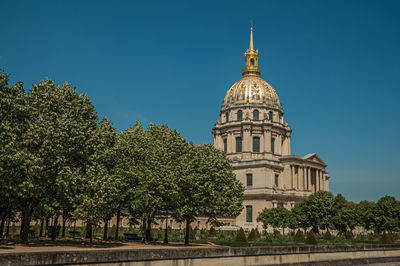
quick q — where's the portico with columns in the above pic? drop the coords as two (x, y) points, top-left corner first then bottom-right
(212, 26), (330, 230)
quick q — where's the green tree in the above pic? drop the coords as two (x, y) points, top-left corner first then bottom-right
(291, 201), (309, 231)
(117, 123), (189, 243)
(0, 70), (27, 238)
(114, 122), (144, 240)
(358, 200), (376, 231)
(374, 195), (400, 233)
(17, 79), (98, 244)
(331, 194), (359, 233)
(173, 143), (244, 245)
(72, 118), (119, 242)
(257, 206), (291, 234)
(297, 191), (334, 233)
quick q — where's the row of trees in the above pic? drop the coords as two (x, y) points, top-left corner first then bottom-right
(0, 70), (244, 245)
(257, 191), (400, 234)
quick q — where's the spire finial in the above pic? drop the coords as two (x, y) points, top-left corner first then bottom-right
(249, 21), (254, 51)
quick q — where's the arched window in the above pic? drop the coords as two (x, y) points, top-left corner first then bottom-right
(237, 110), (242, 121)
(253, 110), (259, 121)
(236, 137), (242, 153)
(253, 136), (260, 152)
(225, 112), (229, 122)
(269, 111), (273, 122)
(250, 59), (254, 66)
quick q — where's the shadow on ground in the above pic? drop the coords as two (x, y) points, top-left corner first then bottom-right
(0, 238), (127, 249)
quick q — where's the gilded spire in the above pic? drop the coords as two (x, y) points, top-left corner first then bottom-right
(249, 22), (254, 51)
(242, 23), (261, 77)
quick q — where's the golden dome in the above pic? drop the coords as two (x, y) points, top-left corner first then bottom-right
(222, 76), (280, 107)
(222, 25), (280, 107)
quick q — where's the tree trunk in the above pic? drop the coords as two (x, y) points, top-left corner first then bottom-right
(51, 214), (59, 241)
(20, 210), (25, 236)
(103, 220), (108, 240)
(89, 223), (93, 243)
(5, 218), (10, 238)
(0, 212), (6, 237)
(184, 219), (190, 245)
(145, 217), (152, 243)
(61, 210), (67, 238)
(39, 218), (44, 237)
(85, 223), (91, 239)
(163, 216), (168, 244)
(44, 217), (49, 236)
(73, 221), (76, 239)
(142, 218), (147, 243)
(115, 209), (120, 240)
(20, 201), (34, 245)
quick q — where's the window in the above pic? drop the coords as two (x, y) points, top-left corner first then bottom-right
(237, 110), (242, 121)
(236, 137), (242, 153)
(225, 112), (229, 122)
(253, 110), (259, 121)
(271, 137), (275, 154)
(246, 205), (253, 223)
(246, 173), (253, 187)
(223, 139), (227, 153)
(269, 111), (273, 122)
(275, 174), (279, 187)
(253, 136), (260, 152)
(250, 59), (254, 66)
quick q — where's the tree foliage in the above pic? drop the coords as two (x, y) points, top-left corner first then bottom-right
(257, 206), (291, 232)
(374, 195), (400, 233)
(173, 143), (244, 244)
(2, 70), (400, 245)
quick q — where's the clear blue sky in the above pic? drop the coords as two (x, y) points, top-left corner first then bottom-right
(1, 0), (399, 202)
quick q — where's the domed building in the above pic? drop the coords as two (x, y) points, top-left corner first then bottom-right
(212, 26), (330, 230)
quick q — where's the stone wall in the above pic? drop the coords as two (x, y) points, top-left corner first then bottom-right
(1, 244), (400, 266)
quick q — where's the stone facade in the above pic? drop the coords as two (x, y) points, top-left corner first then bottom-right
(212, 26), (330, 230)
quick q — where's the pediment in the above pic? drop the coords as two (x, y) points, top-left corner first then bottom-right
(303, 153), (326, 165)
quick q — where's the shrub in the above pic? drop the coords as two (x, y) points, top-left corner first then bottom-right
(323, 230), (333, 241)
(332, 234), (346, 244)
(248, 229), (257, 241)
(274, 233), (289, 245)
(345, 230), (353, 240)
(189, 226), (195, 240)
(255, 228), (261, 239)
(235, 227), (247, 242)
(209, 226), (216, 236)
(109, 225), (116, 238)
(200, 229), (208, 240)
(217, 230), (226, 240)
(305, 231), (317, 245)
(273, 230), (281, 237)
(367, 233), (376, 241)
(294, 230), (305, 243)
(379, 233), (394, 244)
